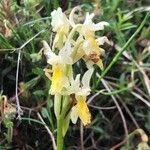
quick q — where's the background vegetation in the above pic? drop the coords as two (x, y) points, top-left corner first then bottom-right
(0, 0), (149, 149)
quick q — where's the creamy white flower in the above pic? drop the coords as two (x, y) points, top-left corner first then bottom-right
(51, 7), (71, 49)
(68, 8), (109, 69)
(69, 7), (109, 32)
(43, 40), (73, 95)
(67, 68), (94, 96)
(51, 7), (70, 33)
(83, 13), (109, 32)
(43, 40), (73, 65)
(69, 68), (93, 125)
(96, 36), (110, 45)
(82, 36), (109, 56)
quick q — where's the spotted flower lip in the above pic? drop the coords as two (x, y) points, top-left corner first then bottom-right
(71, 95), (91, 126)
(68, 7), (109, 69)
(67, 68), (94, 125)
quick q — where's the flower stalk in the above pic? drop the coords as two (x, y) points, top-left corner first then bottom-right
(57, 115), (63, 150)
(56, 95), (71, 150)
(43, 6), (109, 149)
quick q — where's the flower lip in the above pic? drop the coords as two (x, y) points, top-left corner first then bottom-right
(88, 52), (100, 63)
(70, 95), (91, 126)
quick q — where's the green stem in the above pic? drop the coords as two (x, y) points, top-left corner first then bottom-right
(94, 86), (130, 96)
(68, 24), (82, 40)
(96, 12), (149, 88)
(7, 127), (13, 143)
(56, 96), (71, 150)
(54, 0), (59, 9)
(57, 116), (63, 150)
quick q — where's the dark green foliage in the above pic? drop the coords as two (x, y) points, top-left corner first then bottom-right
(0, 0), (149, 149)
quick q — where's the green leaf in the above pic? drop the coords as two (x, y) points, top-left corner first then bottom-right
(33, 90), (45, 97)
(47, 95), (53, 108)
(62, 112), (70, 137)
(32, 67), (45, 76)
(4, 120), (13, 128)
(30, 53), (42, 62)
(41, 107), (50, 119)
(54, 95), (62, 119)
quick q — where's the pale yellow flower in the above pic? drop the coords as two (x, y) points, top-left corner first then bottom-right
(71, 95), (91, 126)
(68, 68), (93, 125)
(81, 13), (109, 69)
(82, 13), (109, 34)
(69, 8), (109, 69)
(51, 7), (70, 49)
(82, 36), (108, 69)
(51, 64), (65, 94)
(43, 41), (72, 94)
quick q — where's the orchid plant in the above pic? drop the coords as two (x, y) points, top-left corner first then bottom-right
(43, 7), (109, 150)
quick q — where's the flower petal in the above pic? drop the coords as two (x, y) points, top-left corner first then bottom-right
(73, 74), (80, 89)
(91, 21), (109, 31)
(96, 36), (109, 45)
(69, 6), (81, 27)
(82, 68), (94, 90)
(82, 37), (100, 55)
(42, 40), (57, 62)
(67, 74), (81, 94)
(70, 106), (78, 124)
(50, 65), (64, 94)
(84, 13), (109, 31)
(59, 42), (73, 64)
(51, 7), (70, 33)
(96, 59), (104, 70)
(76, 96), (91, 125)
(51, 8), (63, 31)
(84, 13), (95, 25)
